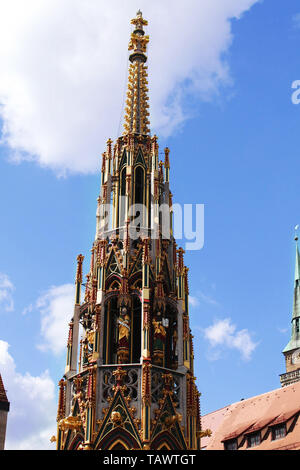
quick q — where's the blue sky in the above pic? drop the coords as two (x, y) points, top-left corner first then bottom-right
(0, 0), (300, 449)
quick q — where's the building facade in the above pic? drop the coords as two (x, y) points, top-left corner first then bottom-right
(56, 11), (201, 451)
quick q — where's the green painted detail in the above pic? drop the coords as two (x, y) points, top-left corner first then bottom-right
(103, 308), (108, 363)
(135, 149), (146, 167)
(178, 276), (182, 299)
(184, 340), (188, 361)
(145, 405), (149, 440)
(94, 388), (142, 448)
(185, 294), (188, 314)
(94, 332), (99, 353)
(129, 249), (142, 276)
(119, 149), (127, 169)
(151, 394), (187, 449)
(57, 429), (62, 449)
(106, 251), (121, 276)
(85, 407), (90, 441)
(75, 283), (81, 304)
(165, 168), (169, 182)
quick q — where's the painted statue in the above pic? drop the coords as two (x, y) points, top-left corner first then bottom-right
(117, 307), (131, 363)
(152, 312), (166, 366)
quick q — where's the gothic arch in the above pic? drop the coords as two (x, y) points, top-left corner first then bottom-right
(95, 427), (141, 450)
(132, 277), (142, 289)
(109, 440), (128, 450)
(68, 433), (84, 450)
(157, 442), (171, 450)
(106, 274), (121, 291)
(151, 431), (183, 450)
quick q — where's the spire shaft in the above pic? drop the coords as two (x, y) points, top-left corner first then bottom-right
(123, 11), (150, 135)
(282, 235), (300, 354)
(295, 237), (300, 287)
(293, 240), (300, 321)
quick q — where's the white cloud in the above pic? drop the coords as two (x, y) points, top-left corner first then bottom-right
(35, 283), (75, 355)
(292, 13), (300, 29)
(189, 290), (219, 308)
(0, 0), (259, 175)
(0, 340), (56, 450)
(0, 273), (14, 312)
(203, 318), (257, 360)
(277, 327), (288, 334)
(189, 295), (200, 307)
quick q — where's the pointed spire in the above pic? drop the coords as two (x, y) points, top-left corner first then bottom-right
(123, 11), (150, 136)
(294, 226), (300, 287)
(282, 229), (300, 353)
(292, 230), (300, 321)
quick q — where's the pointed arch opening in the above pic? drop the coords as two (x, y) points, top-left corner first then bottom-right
(109, 440), (128, 450)
(108, 279), (121, 291)
(151, 430), (184, 450)
(95, 426), (141, 450)
(133, 165), (145, 229)
(157, 443), (171, 450)
(119, 166), (127, 227)
(103, 296), (119, 364)
(131, 295), (142, 363)
(103, 294), (141, 365)
(68, 433), (84, 450)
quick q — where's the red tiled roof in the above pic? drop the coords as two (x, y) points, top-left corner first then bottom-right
(222, 422), (255, 441)
(243, 416), (280, 435)
(270, 408), (300, 426)
(201, 381), (300, 450)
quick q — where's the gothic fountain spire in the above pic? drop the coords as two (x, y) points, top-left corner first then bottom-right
(56, 11), (201, 451)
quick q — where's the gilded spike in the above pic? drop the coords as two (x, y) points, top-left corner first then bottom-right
(123, 12), (150, 136)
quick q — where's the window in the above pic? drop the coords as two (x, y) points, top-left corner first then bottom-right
(134, 166), (144, 205)
(224, 439), (238, 450)
(133, 166), (145, 229)
(247, 432), (261, 448)
(272, 424), (286, 441)
(131, 296), (142, 363)
(119, 167), (127, 226)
